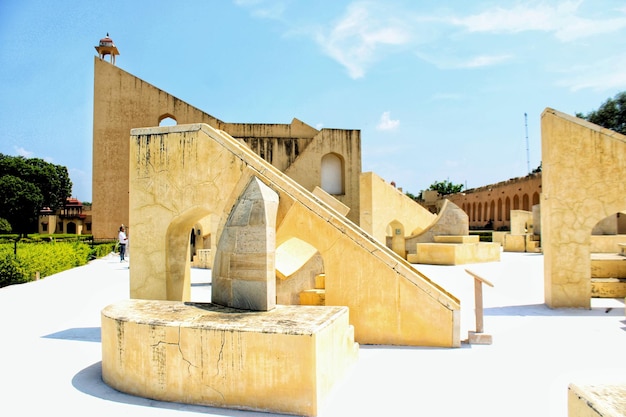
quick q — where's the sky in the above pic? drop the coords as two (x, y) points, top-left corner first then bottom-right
(1, 0), (626, 202)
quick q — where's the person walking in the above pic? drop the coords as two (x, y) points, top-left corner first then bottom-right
(118, 226), (128, 262)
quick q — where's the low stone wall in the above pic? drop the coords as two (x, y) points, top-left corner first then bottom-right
(102, 300), (359, 417)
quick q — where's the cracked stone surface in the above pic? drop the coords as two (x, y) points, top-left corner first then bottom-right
(102, 299), (348, 335)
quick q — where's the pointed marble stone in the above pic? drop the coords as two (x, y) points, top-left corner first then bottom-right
(212, 176), (279, 311)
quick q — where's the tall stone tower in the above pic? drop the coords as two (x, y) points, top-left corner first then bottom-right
(91, 36), (361, 240)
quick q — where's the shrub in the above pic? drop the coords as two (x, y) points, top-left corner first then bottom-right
(89, 242), (116, 260)
(0, 240), (102, 287)
(0, 254), (27, 287)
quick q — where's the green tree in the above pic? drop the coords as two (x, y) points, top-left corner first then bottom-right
(0, 176), (44, 237)
(427, 179), (464, 196)
(531, 162), (542, 174)
(0, 154), (72, 235)
(0, 218), (11, 234)
(576, 91), (626, 135)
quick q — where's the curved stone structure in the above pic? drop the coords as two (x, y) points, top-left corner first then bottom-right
(128, 123), (460, 347)
(101, 300), (358, 417)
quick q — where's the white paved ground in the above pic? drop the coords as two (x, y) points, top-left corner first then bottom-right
(0, 251), (624, 416)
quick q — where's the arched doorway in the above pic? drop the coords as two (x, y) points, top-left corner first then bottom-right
(387, 220), (406, 258)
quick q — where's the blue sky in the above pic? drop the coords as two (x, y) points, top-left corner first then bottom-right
(1, 0), (626, 202)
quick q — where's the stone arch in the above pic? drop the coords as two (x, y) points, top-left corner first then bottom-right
(159, 114), (177, 126)
(490, 200), (495, 222)
(505, 197), (511, 221)
(158, 206), (213, 301)
(542, 108), (626, 308)
(387, 220), (406, 258)
(522, 194), (530, 211)
(321, 153), (344, 195)
(532, 192), (540, 206)
(472, 202), (477, 221)
(477, 202), (483, 222)
(66, 222), (77, 234)
(497, 198), (503, 221)
(513, 195), (519, 210)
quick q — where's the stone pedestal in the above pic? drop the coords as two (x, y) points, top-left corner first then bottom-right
(101, 300), (358, 417)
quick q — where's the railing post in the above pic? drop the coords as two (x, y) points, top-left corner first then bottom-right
(464, 269), (494, 345)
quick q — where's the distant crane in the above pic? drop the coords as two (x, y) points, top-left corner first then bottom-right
(524, 112), (530, 174)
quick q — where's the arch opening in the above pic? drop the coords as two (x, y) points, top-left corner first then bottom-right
(159, 114), (177, 126)
(321, 153), (344, 195)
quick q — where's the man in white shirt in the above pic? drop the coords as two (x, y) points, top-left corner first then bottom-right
(118, 226), (128, 262)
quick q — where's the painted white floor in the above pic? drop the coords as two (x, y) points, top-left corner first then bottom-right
(0, 251), (624, 417)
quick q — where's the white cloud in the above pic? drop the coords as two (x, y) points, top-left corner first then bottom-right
(376, 111), (399, 131)
(234, 0), (287, 20)
(14, 146), (33, 158)
(460, 54), (513, 68)
(238, 0), (626, 79)
(418, 52), (513, 69)
(449, 1), (626, 42)
(556, 55), (626, 91)
(314, 2), (411, 79)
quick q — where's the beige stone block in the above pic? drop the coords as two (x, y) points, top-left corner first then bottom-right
(467, 331), (492, 345)
(315, 273), (326, 289)
(568, 383), (626, 417)
(503, 234), (527, 252)
(300, 289), (326, 306)
(102, 300), (358, 417)
(411, 243), (500, 265)
(591, 278), (626, 298)
(492, 231), (507, 245)
(591, 257), (626, 278)
(433, 235), (479, 244)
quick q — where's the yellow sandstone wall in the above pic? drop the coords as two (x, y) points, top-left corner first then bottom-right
(93, 58), (361, 239)
(92, 58), (220, 239)
(360, 172), (436, 246)
(129, 124), (460, 347)
(541, 108), (626, 308)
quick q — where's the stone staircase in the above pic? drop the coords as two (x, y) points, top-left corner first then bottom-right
(299, 273), (326, 306)
(591, 248), (626, 298)
(407, 235), (501, 265)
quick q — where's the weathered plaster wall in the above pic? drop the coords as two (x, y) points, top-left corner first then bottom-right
(360, 171), (436, 245)
(284, 129), (361, 225)
(447, 173), (542, 230)
(93, 58), (362, 238)
(541, 108), (626, 308)
(510, 210), (533, 235)
(129, 124), (460, 347)
(93, 58), (220, 239)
